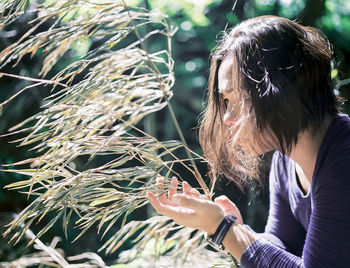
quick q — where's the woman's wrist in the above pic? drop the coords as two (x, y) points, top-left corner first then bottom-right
(206, 213), (237, 249)
(205, 211), (226, 235)
(222, 223), (257, 262)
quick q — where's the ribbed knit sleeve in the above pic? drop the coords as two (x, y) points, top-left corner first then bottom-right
(240, 116), (350, 267)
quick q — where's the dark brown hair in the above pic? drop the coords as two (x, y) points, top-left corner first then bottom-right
(199, 15), (339, 188)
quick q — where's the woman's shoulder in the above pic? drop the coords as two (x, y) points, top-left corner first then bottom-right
(329, 113), (350, 140)
(333, 113), (350, 135)
(317, 113), (350, 163)
(313, 113), (350, 188)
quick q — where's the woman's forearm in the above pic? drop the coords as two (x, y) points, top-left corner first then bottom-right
(222, 223), (257, 262)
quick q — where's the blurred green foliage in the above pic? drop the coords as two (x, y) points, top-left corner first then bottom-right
(1, 0), (349, 264)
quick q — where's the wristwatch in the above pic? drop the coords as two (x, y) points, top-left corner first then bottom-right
(206, 213), (237, 251)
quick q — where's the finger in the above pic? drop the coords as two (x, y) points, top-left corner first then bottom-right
(182, 181), (191, 195)
(148, 192), (169, 215)
(147, 192), (195, 218)
(156, 177), (164, 188)
(159, 196), (175, 206)
(190, 188), (201, 197)
(214, 195), (236, 210)
(214, 195), (236, 212)
(156, 178), (164, 194)
(156, 178), (170, 204)
(159, 190), (174, 206)
(148, 192), (166, 213)
(214, 195), (243, 224)
(168, 176), (178, 201)
(173, 193), (211, 210)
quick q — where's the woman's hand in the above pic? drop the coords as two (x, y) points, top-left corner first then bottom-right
(147, 177), (243, 235)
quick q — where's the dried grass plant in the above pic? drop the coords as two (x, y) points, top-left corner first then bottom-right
(0, 0), (237, 266)
(1, 221), (108, 267)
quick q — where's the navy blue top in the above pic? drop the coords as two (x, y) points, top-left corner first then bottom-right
(241, 114), (350, 267)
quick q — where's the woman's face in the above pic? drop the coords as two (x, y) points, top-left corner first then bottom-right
(217, 56), (275, 156)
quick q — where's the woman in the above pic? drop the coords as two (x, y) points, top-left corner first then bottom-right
(147, 15), (350, 267)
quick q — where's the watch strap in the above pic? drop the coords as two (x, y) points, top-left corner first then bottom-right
(207, 213), (237, 250)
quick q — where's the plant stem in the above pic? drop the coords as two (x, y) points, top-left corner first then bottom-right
(122, 1), (210, 197)
(166, 99), (210, 197)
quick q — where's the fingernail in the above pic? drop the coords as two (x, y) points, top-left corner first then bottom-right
(215, 195), (227, 201)
(190, 188), (199, 194)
